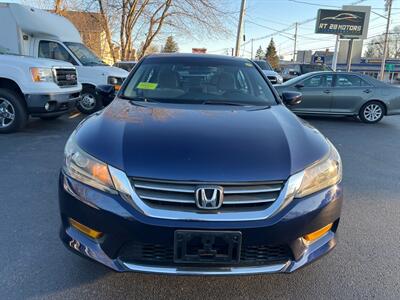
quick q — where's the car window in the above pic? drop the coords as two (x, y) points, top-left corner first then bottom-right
(122, 59), (277, 106)
(302, 74), (333, 88)
(335, 74), (371, 87)
(39, 41), (77, 65)
(301, 64), (331, 73)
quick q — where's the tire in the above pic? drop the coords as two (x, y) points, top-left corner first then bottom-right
(0, 88), (28, 133)
(77, 86), (103, 115)
(40, 115), (61, 120)
(359, 101), (385, 124)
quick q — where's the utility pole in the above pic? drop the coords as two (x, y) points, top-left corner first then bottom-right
(331, 35), (340, 71)
(235, 0), (246, 56)
(250, 39), (254, 59)
(380, 0), (392, 81)
(293, 22), (298, 62)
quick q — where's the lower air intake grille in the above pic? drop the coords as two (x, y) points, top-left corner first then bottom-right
(118, 242), (292, 266)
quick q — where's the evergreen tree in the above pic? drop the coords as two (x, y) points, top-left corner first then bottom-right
(162, 36), (179, 53)
(255, 46), (265, 60)
(265, 38), (279, 69)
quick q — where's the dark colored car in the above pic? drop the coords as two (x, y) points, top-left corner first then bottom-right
(274, 71), (400, 123)
(59, 54), (343, 275)
(113, 61), (137, 72)
(281, 63), (332, 82)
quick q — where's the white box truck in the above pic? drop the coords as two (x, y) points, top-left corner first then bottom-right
(0, 3), (129, 114)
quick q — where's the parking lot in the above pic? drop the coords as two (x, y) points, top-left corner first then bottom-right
(1, 114), (400, 299)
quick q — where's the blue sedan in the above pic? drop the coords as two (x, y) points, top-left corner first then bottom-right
(59, 54), (343, 275)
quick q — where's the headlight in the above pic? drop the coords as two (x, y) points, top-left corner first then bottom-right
(108, 76), (122, 90)
(276, 74), (283, 84)
(295, 141), (342, 198)
(63, 133), (117, 194)
(31, 67), (54, 83)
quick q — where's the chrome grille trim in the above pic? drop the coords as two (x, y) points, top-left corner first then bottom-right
(131, 179), (283, 209)
(53, 67), (78, 87)
(108, 166), (305, 221)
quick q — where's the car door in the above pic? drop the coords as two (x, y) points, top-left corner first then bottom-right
(291, 73), (334, 113)
(331, 74), (375, 114)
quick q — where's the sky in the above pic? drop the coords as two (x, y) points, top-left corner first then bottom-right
(3, 0), (400, 59)
(178, 0), (400, 59)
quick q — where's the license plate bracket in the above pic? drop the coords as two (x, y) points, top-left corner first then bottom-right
(174, 230), (242, 264)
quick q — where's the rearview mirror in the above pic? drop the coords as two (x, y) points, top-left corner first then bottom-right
(282, 91), (302, 106)
(96, 84), (116, 106)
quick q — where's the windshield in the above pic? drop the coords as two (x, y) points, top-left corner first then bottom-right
(253, 60), (273, 71)
(121, 58), (277, 106)
(64, 42), (107, 66)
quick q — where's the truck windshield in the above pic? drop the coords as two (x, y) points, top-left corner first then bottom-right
(64, 42), (107, 66)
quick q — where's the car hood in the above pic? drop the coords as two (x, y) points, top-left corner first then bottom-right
(0, 54), (75, 68)
(89, 65), (129, 78)
(262, 70), (279, 76)
(75, 100), (329, 182)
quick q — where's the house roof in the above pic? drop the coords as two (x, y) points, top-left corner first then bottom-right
(60, 11), (104, 33)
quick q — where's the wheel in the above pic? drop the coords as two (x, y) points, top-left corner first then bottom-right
(40, 115), (61, 120)
(77, 86), (102, 114)
(0, 88), (28, 133)
(359, 101), (385, 124)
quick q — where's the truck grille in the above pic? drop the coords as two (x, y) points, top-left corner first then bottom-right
(267, 76), (277, 84)
(54, 68), (78, 87)
(131, 178), (284, 212)
(118, 241), (291, 266)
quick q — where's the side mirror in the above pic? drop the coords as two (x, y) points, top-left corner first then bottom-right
(95, 84), (116, 106)
(282, 91), (302, 106)
(294, 83), (304, 89)
(289, 70), (298, 76)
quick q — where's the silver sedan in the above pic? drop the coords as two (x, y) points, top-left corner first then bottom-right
(274, 71), (400, 123)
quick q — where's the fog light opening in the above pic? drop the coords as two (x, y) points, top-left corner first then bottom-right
(69, 218), (103, 239)
(303, 223), (333, 242)
(44, 101), (56, 112)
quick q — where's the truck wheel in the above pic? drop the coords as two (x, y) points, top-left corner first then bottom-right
(359, 101), (385, 124)
(77, 87), (102, 115)
(0, 89), (28, 133)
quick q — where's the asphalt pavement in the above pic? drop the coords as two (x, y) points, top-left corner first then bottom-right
(1, 114), (399, 299)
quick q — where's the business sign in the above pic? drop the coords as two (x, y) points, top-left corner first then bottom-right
(313, 56), (325, 65)
(315, 9), (366, 36)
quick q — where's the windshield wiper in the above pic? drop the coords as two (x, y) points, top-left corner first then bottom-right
(201, 100), (248, 106)
(120, 95), (161, 103)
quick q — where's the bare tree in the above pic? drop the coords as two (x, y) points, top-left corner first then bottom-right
(27, 0), (234, 61)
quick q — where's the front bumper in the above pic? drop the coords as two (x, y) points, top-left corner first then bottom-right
(59, 173), (343, 275)
(26, 92), (81, 117)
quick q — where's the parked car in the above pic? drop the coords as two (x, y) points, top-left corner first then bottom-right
(274, 71), (400, 123)
(0, 3), (129, 114)
(0, 47), (81, 133)
(113, 61), (137, 72)
(253, 60), (283, 84)
(281, 63), (332, 82)
(59, 54), (343, 275)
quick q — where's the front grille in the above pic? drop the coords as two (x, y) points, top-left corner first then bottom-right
(54, 68), (78, 87)
(131, 178), (284, 212)
(267, 76), (277, 84)
(118, 242), (291, 266)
